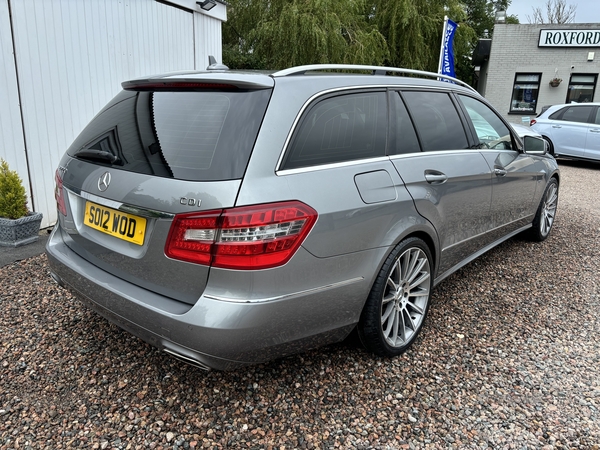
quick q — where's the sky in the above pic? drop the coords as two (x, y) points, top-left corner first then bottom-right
(506, 0), (600, 24)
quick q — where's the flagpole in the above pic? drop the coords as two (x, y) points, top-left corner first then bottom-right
(438, 15), (448, 76)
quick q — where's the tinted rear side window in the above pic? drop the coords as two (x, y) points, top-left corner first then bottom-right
(390, 93), (421, 155)
(403, 91), (469, 152)
(281, 91), (387, 170)
(67, 89), (271, 181)
(549, 105), (594, 124)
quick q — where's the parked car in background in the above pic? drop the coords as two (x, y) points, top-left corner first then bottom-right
(46, 64), (560, 370)
(531, 102), (600, 161)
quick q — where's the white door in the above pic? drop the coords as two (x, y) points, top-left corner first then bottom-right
(584, 107), (600, 161)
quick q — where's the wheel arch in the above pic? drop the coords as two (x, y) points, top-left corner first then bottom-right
(404, 230), (437, 273)
(372, 226), (440, 293)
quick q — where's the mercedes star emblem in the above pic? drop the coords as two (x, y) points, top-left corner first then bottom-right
(98, 172), (111, 192)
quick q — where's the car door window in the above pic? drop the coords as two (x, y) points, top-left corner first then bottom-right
(390, 93), (421, 155)
(402, 91), (469, 152)
(458, 95), (515, 150)
(554, 105), (594, 123)
(281, 91), (387, 170)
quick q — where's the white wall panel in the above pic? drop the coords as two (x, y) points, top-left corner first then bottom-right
(194, 9), (223, 69)
(0, 0), (31, 207)
(7, 0), (223, 228)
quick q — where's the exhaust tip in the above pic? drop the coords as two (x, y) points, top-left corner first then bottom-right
(163, 348), (211, 371)
(49, 271), (64, 287)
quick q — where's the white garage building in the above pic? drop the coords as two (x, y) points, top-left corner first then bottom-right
(1, 0), (226, 228)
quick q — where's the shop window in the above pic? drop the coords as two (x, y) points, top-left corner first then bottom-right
(509, 73), (541, 114)
(566, 74), (597, 104)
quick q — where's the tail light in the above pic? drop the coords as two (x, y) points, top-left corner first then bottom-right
(54, 168), (67, 216)
(530, 119), (537, 126)
(165, 201), (318, 270)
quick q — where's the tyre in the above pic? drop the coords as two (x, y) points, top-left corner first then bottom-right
(358, 237), (433, 357)
(528, 177), (558, 242)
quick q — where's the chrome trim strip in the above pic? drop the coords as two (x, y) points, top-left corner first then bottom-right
(204, 277), (364, 304)
(476, 148), (520, 156)
(389, 147), (528, 161)
(78, 190), (122, 210)
(76, 189), (175, 219)
(388, 149), (480, 160)
(277, 157), (391, 176)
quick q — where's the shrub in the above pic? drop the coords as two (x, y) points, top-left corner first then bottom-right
(0, 158), (29, 220)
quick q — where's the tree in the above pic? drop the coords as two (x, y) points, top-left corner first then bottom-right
(223, 0), (506, 87)
(223, 0), (389, 69)
(463, 0), (518, 39)
(370, 0), (475, 73)
(526, 0), (577, 24)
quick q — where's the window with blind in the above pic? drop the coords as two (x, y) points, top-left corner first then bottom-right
(566, 74), (598, 104)
(510, 73), (542, 114)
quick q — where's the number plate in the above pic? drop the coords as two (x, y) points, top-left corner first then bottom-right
(84, 201), (147, 245)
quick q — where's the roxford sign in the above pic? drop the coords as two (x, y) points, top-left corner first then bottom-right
(539, 29), (600, 47)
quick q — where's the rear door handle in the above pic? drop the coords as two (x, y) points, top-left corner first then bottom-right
(590, 128), (600, 133)
(552, 125), (562, 128)
(424, 171), (448, 184)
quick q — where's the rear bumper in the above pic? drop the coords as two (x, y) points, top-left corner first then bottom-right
(45, 225), (371, 370)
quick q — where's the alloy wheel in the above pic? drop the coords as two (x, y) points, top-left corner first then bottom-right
(540, 183), (558, 237)
(380, 247), (431, 347)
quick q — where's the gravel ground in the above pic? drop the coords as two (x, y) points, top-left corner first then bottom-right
(1, 160), (599, 450)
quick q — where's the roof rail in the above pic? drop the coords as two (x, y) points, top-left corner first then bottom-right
(271, 64), (477, 93)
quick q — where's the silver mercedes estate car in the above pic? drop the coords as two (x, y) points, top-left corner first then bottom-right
(46, 64), (560, 370)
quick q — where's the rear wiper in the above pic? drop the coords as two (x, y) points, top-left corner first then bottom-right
(75, 149), (122, 165)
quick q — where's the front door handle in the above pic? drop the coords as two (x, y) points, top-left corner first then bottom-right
(424, 171), (448, 184)
(590, 128), (600, 133)
(552, 125), (562, 128)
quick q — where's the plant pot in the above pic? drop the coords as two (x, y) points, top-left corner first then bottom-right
(0, 212), (43, 247)
(549, 81), (561, 87)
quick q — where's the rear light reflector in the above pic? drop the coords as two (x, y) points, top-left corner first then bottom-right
(165, 201), (317, 270)
(530, 119), (537, 126)
(54, 169), (67, 216)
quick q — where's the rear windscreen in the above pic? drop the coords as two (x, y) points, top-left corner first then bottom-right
(67, 89), (271, 181)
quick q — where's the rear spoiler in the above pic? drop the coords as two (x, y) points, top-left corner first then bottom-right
(122, 73), (274, 91)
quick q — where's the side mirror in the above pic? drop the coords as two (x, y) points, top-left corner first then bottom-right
(523, 135), (547, 155)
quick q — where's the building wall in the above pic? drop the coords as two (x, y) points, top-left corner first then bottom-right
(483, 23), (600, 125)
(0, 1), (29, 207)
(0, 0), (225, 228)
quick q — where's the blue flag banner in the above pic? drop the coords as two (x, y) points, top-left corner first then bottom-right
(440, 18), (458, 80)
